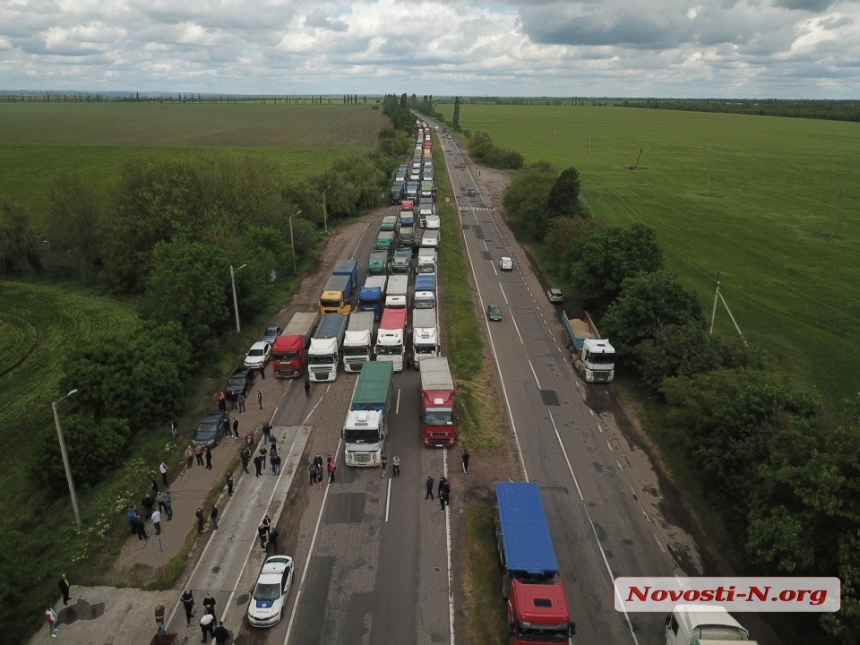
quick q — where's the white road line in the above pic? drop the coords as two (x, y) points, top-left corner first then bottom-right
(500, 285), (509, 305)
(396, 388), (401, 414)
(443, 449), (455, 645)
(616, 459), (624, 472)
(385, 477), (392, 522)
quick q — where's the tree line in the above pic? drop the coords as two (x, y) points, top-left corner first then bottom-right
(502, 161), (860, 643)
(616, 98), (860, 123)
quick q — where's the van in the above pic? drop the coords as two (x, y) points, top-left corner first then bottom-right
(665, 605), (756, 645)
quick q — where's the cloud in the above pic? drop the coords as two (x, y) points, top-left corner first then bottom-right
(304, 9), (348, 32)
(772, 0), (838, 11)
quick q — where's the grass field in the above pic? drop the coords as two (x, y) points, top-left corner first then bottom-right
(0, 103), (388, 222)
(439, 105), (860, 408)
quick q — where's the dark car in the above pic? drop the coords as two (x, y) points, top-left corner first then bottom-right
(259, 326), (281, 346)
(487, 303), (503, 322)
(225, 368), (255, 402)
(192, 410), (230, 448)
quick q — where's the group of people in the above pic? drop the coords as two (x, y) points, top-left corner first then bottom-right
(175, 589), (230, 643)
(43, 574), (71, 637)
(425, 475), (453, 509)
(307, 452), (337, 488)
(257, 514), (279, 552)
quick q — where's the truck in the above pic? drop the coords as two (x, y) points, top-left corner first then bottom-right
(413, 289), (435, 310)
(396, 225), (415, 250)
(389, 248), (412, 275)
(417, 248), (437, 274)
(271, 312), (320, 378)
(419, 357), (457, 446)
(342, 311), (376, 372)
(357, 276), (386, 322)
(319, 274), (354, 316)
(375, 307), (407, 372)
(390, 183), (404, 205)
(412, 308), (439, 368)
(415, 273), (436, 295)
(421, 229), (440, 249)
(418, 204), (434, 228)
(385, 275), (409, 308)
(307, 313), (348, 382)
(494, 483), (576, 645)
(420, 180), (434, 200)
(559, 310), (616, 383)
(368, 250), (388, 276)
(380, 216), (398, 232)
(665, 605), (758, 645)
(405, 182), (419, 201)
(398, 209), (415, 228)
(342, 361), (394, 467)
(376, 230), (396, 256)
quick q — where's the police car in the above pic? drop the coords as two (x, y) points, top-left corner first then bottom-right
(247, 555), (295, 627)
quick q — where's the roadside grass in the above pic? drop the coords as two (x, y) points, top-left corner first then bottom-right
(436, 104), (860, 409)
(462, 501), (507, 645)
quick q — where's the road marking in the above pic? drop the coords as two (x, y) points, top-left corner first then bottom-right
(653, 533), (666, 553)
(385, 477), (392, 522)
(443, 448), (455, 645)
(396, 388), (401, 414)
(617, 459), (624, 472)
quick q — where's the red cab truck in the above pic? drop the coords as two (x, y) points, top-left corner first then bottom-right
(418, 356), (457, 446)
(271, 312), (320, 378)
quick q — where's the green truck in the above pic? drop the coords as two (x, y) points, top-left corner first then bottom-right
(380, 216), (398, 232)
(342, 361), (394, 467)
(375, 231), (395, 258)
(368, 250), (388, 276)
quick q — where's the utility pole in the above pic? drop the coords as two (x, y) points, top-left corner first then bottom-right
(322, 186), (332, 233)
(53, 389), (81, 526)
(230, 264), (247, 333)
(710, 280), (747, 346)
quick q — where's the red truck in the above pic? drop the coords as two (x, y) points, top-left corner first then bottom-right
(419, 357), (457, 446)
(271, 312), (319, 378)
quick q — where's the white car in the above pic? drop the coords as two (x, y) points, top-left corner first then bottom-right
(247, 555), (295, 628)
(499, 256), (513, 271)
(244, 341), (271, 369)
(546, 288), (564, 303)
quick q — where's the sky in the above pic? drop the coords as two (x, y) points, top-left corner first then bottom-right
(1, 0), (859, 98)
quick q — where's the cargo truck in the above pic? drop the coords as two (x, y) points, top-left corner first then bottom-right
(270, 311), (320, 378)
(415, 273), (436, 295)
(342, 311), (376, 373)
(358, 276), (386, 322)
(413, 290), (435, 309)
(412, 308), (439, 369)
(380, 216), (398, 232)
(494, 482), (576, 645)
(385, 275), (409, 308)
(389, 248), (412, 275)
(368, 250), (388, 276)
(396, 226), (415, 250)
(559, 310), (615, 383)
(343, 361), (394, 467)
(417, 249), (437, 274)
(421, 229), (440, 249)
(375, 307), (407, 372)
(307, 313), (348, 382)
(390, 183), (404, 205)
(419, 357), (457, 446)
(665, 605), (758, 645)
(376, 230), (395, 255)
(319, 274), (354, 316)
(420, 180), (434, 200)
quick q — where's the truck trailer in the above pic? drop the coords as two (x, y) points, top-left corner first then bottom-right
(307, 313), (348, 382)
(375, 307), (407, 372)
(385, 275), (409, 308)
(419, 357), (457, 446)
(342, 311), (376, 373)
(665, 605), (758, 645)
(343, 361), (394, 467)
(270, 312), (320, 378)
(559, 310), (615, 383)
(412, 308), (439, 369)
(494, 482), (575, 645)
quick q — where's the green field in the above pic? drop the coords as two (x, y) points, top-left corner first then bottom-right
(440, 105), (860, 407)
(0, 103), (388, 223)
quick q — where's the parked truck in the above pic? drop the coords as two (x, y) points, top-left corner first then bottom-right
(375, 307), (407, 372)
(419, 357), (457, 446)
(412, 308), (439, 369)
(380, 216), (398, 232)
(665, 605), (758, 645)
(417, 248), (437, 274)
(421, 229), (440, 249)
(342, 361), (394, 467)
(413, 290), (435, 309)
(415, 273), (436, 295)
(307, 313), (348, 382)
(319, 274), (355, 317)
(559, 310), (615, 383)
(358, 276), (386, 322)
(270, 312), (320, 378)
(368, 250), (388, 276)
(389, 248), (412, 275)
(342, 311), (375, 373)
(494, 482), (576, 645)
(386, 275), (409, 308)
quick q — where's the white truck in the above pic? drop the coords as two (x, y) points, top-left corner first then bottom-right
(413, 290), (435, 309)
(386, 275), (409, 308)
(665, 605), (758, 645)
(342, 311), (375, 373)
(412, 308), (439, 369)
(421, 229), (440, 249)
(417, 248), (437, 274)
(307, 313), (348, 382)
(424, 214), (441, 230)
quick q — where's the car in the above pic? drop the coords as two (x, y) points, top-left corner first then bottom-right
(225, 367), (255, 401)
(244, 341), (271, 369)
(192, 410), (230, 448)
(499, 256), (513, 271)
(247, 555), (296, 628)
(487, 303), (503, 322)
(467, 188), (477, 197)
(546, 288), (564, 303)
(259, 325), (281, 345)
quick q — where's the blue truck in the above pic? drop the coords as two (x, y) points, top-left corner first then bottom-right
(494, 482), (574, 645)
(320, 259), (360, 316)
(415, 273), (436, 294)
(358, 276), (387, 322)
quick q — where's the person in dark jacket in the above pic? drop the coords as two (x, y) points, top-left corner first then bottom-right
(213, 621), (230, 644)
(179, 589), (195, 626)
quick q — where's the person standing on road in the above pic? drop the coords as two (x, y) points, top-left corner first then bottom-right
(392, 455), (401, 477)
(199, 612), (215, 643)
(304, 377), (311, 397)
(259, 364), (266, 380)
(45, 606), (59, 637)
(259, 447), (268, 470)
(58, 573), (71, 606)
(425, 476), (435, 500)
(194, 445), (204, 466)
(232, 418), (239, 438)
(202, 593), (217, 621)
(254, 454), (263, 477)
(270, 433), (278, 454)
(267, 528), (279, 553)
(462, 450), (470, 474)
(226, 472), (234, 496)
(149, 475), (159, 495)
(185, 445), (194, 469)
(156, 491), (167, 514)
(241, 447), (251, 473)
(258, 523), (269, 550)
(272, 452), (282, 475)
(308, 462), (317, 485)
(213, 620), (230, 645)
(205, 446), (213, 470)
(439, 483), (450, 510)
(257, 390), (263, 410)
(195, 507), (204, 533)
(152, 509), (162, 535)
(244, 432), (254, 449)
(328, 456), (337, 483)
(160, 461), (169, 486)
(162, 492), (173, 520)
(179, 589), (195, 626)
(142, 494), (155, 520)
(154, 604), (166, 634)
(217, 391), (227, 411)
(210, 506), (219, 530)
(237, 393), (246, 413)
(262, 423), (271, 445)
(380, 455), (387, 478)
(135, 513), (148, 540)
(437, 475), (447, 498)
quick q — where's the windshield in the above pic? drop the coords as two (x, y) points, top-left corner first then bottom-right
(228, 376), (246, 386)
(272, 351), (299, 361)
(376, 345), (403, 355)
(585, 351), (615, 366)
(415, 344), (436, 355)
(248, 348), (265, 357)
(253, 582), (283, 602)
(344, 429), (381, 444)
(308, 354), (335, 364)
(414, 300), (434, 309)
(320, 298), (341, 308)
(343, 346), (369, 356)
(424, 409), (453, 426)
(515, 624), (570, 642)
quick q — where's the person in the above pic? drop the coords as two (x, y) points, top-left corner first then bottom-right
(425, 476), (435, 500)
(205, 446), (213, 470)
(262, 515), (271, 531)
(186, 445), (194, 468)
(135, 513), (148, 540)
(202, 593), (217, 621)
(226, 472), (234, 496)
(304, 377), (311, 397)
(267, 528), (279, 553)
(217, 391), (226, 411)
(258, 523), (269, 550)
(180, 589), (195, 626)
(257, 390), (263, 410)
(270, 433), (278, 453)
(232, 418), (239, 438)
(155, 490), (167, 514)
(127, 508), (137, 534)
(259, 364), (266, 380)
(244, 432), (254, 449)
(45, 606), (58, 637)
(194, 445), (204, 466)
(210, 506), (219, 530)
(328, 457), (337, 483)
(272, 452), (282, 475)
(240, 446), (251, 473)
(442, 479), (452, 507)
(59, 573), (71, 605)
(254, 454), (263, 477)
(213, 620), (230, 645)
(155, 603), (166, 634)
(314, 453), (323, 473)
(162, 492), (174, 520)
(262, 423), (271, 445)
(237, 393), (246, 413)
(392, 455), (401, 477)
(150, 475), (159, 495)
(152, 509), (162, 535)
(170, 419), (179, 439)
(160, 461), (169, 486)
(142, 494), (155, 520)
(437, 475), (447, 498)
(439, 484), (449, 510)
(380, 455), (387, 478)
(196, 507), (204, 533)
(259, 447), (268, 469)
(308, 462), (318, 485)
(462, 450), (470, 474)
(200, 612), (215, 643)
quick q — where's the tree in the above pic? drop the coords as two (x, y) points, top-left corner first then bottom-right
(547, 167), (581, 216)
(452, 97), (461, 131)
(501, 163), (557, 240)
(569, 224), (664, 314)
(632, 323), (726, 393)
(543, 217), (604, 271)
(44, 173), (103, 277)
(0, 201), (41, 273)
(601, 270), (703, 354)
